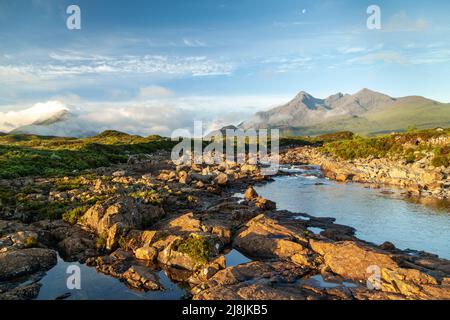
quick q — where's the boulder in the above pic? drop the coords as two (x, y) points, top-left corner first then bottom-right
(214, 173), (229, 186)
(244, 186), (258, 201)
(78, 196), (165, 251)
(310, 240), (398, 281)
(191, 173), (212, 184)
(134, 247), (158, 262)
(122, 265), (163, 291)
(0, 248), (57, 280)
(234, 215), (315, 266)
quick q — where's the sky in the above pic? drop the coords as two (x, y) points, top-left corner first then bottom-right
(1, 0), (450, 136)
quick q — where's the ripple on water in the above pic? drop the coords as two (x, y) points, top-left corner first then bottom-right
(255, 165), (450, 259)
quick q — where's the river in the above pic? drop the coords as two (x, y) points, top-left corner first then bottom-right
(35, 165), (450, 299)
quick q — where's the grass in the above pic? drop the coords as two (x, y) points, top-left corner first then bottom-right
(320, 128), (450, 166)
(0, 130), (176, 179)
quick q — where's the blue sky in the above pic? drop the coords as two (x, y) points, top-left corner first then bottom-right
(1, 0), (450, 135)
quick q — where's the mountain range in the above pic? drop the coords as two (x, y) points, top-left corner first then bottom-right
(4, 88), (450, 138)
(10, 109), (97, 138)
(238, 88), (450, 136)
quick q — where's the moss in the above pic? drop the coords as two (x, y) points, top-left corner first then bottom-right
(23, 237), (37, 248)
(62, 205), (89, 225)
(431, 147), (450, 167)
(130, 190), (164, 206)
(405, 148), (416, 164)
(172, 234), (211, 268)
(96, 232), (108, 250)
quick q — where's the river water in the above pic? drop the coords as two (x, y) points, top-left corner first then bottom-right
(35, 165), (449, 299)
(255, 165), (450, 259)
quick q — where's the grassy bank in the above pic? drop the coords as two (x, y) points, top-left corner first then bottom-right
(320, 128), (450, 166)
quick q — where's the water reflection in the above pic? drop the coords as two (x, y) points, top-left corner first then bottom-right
(256, 165), (450, 259)
(36, 256), (186, 300)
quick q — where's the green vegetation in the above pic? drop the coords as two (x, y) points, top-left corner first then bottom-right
(320, 128), (450, 166)
(432, 147), (450, 167)
(0, 130), (176, 179)
(23, 236), (38, 248)
(130, 189), (164, 206)
(62, 205), (89, 225)
(96, 232), (108, 250)
(172, 234), (211, 269)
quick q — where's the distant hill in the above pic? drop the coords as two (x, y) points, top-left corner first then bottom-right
(11, 109), (97, 138)
(239, 89), (450, 136)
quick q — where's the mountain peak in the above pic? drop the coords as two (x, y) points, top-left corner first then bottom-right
(32, 109), (71, 126)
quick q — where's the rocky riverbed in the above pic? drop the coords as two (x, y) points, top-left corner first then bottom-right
(281, 146), (450, 200)
(0, 150), (449, 300)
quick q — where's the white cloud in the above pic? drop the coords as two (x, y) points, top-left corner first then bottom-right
(0, 94), (289, 136)
(0, 101), (68, 131)
(182, 38), (207, 47)
(138, 86), (175, 99)
(338, 47), (367, 54)
(0, 53), (234, 82)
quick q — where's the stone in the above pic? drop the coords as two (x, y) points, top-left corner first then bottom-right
(310, 240), (398, 281)
(244, 186), (258, 201)
(234, 214), (312, 264)
(8, 231), (38, 249)
(78, 196), (166, 251)
(191, 173), (212, 183)
(0, 248), (57, 280)
(135, 247), (158, 261)
(122, 265), (163, 290)
(112, 170), (126, 177)
(214, 173), (229, 186)
(254, 197), (276, 210)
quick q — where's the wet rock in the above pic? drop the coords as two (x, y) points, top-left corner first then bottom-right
(122, 265), (163, 291)
(0, 282), (42, 300)
(0, 248), (57, 280)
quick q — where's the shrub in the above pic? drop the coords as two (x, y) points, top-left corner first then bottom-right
(172, 234), (211, 268)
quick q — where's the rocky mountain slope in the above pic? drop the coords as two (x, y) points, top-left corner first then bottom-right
(239, 89), (450, 136)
